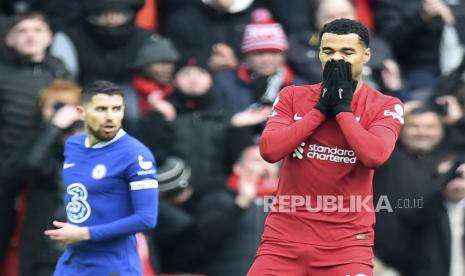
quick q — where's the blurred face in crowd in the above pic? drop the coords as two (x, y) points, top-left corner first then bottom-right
(444, 164), (465, 202)
(91, 11), (131, 27)
(316, 0), (356, 31)
(174, 66), (212, 96)
(235, 145), (279, 180)
(319, 32), (370, 82)
(80, 94), (124, 145)
(245, 51), (286, 77)
(5, 16), (52, 62)
(142, 62), (176, 85)
(400, 111), (444, 153)
(41, 91), (80, 121)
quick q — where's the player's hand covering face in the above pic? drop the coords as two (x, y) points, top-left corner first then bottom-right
(314, 60), (358, 116)
(83, 94), (125, 142)
(319, 32), (370, 82)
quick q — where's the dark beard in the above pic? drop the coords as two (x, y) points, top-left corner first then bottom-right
(87, 126), (120, 142)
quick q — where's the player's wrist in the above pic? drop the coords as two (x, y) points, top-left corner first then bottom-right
(332, 103), (352, 116)
(314, 102), (331, 117)
(81, 227), (91, 240)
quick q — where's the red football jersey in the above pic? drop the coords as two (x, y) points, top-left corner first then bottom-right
(259, 83), (403, 247)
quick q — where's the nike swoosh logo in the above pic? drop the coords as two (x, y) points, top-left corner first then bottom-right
(63, 163), (75, 169)
(294, 114), (302, 121)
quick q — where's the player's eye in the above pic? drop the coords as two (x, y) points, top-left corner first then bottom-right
(113, 106), (122, 112)
(95, 107), (106, 112)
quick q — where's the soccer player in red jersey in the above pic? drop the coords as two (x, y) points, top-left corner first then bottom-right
(247, 18), (404, 276)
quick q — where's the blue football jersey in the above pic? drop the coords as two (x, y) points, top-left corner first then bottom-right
(54, 129), (159, 276)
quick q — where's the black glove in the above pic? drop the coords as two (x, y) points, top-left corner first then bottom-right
(314, 60), (337, 117)
(329, 60), (358, 116)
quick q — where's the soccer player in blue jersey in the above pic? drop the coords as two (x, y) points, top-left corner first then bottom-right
(44, 80), (159, 276)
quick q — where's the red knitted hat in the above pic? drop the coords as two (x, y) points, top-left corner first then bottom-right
(241, 8), (288, 53)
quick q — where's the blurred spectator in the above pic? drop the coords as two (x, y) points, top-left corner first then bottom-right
(0, 11), (69, 262)
(375, 0), (465, 100)
(152, 143), (275, 275)
(131, 34), (179, 120)
(404, 156), (465, 276)
(0, 14), (7, 39)
(156, 0), (197, 32)
(353, 0), (376, 30)
(2, 80), (81, 276)
(136, 57), (248, 199)
(374, 105), (453, 275)
(163, 0), (261, 72)
(288, 0), (404, 99)
(51, 0), (151, 130)
(429, 57), (465, 149)
(214, 8), (305, 134)
(262, 0), (312, 35)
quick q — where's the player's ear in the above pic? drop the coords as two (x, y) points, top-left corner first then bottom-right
(363, 47), (371, 65)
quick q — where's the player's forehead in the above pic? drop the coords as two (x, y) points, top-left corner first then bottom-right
(88, 93), (124, 106)
(320, 33), (364, 50)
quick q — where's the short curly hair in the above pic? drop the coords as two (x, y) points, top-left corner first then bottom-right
(319, 18), (370, 47)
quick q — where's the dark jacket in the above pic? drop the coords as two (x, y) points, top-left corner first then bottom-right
(136, 90), (246, 197)
(163, 3), (258, 62)
(404, 191), (455, 276)
(373, 143), (451, 274)
(374, 0), (465, 74)
(0, 50), (69, 166)
(64, 23), (151, 84)
(155, 189), (258, 275)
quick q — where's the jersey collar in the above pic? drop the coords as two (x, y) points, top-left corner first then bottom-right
(85, 129), (126, 149)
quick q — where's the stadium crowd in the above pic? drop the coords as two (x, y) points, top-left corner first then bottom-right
(0, 0), (465, 275)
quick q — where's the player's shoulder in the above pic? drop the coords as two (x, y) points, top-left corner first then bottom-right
(363, 84), (402, 107)
(65, 133), (86, 149)
(120, 133), (154, 158)
(279, 83), (321, 99)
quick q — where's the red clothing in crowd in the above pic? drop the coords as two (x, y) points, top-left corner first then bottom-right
(259, 83), (403, 248)
(131, 75), (174, 113)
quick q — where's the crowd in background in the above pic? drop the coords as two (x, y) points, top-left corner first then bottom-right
(0, 0), (465, 275)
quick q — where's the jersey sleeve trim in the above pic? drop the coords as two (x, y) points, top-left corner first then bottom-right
(130, 179), (159, 190)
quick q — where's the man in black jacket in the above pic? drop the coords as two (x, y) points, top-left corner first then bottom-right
(0, 11), (69, 264)
(406, 156), (465, 276)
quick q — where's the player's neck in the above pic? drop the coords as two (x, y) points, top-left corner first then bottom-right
(87, 134), (101, 147)
(354, 80), (364, 95)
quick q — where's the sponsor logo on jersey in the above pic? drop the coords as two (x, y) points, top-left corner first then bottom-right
(92, 164), (107, 180)
(384, 104), (404, 124)
(138, 155), (153, 170)
(66, 183), (91, 223)
(292, 142), (357, 164)
(293, 114), (303, 121)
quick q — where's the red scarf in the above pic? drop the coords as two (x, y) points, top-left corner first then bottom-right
(131, 75), (174, 113)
